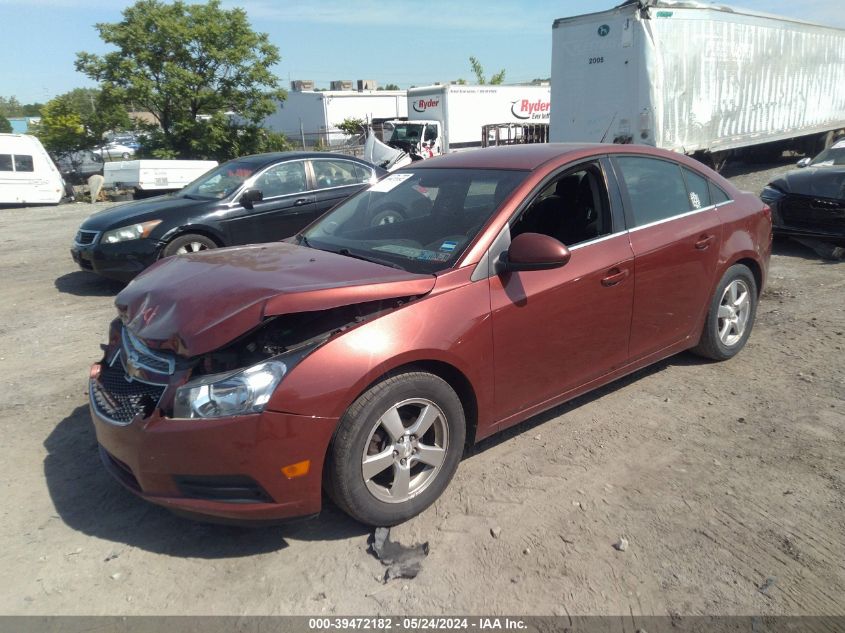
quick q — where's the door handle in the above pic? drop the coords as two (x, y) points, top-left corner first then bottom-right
(695, 234), (715, 250)
(293, 197), (312, 207)
(601, 267), (629, 287)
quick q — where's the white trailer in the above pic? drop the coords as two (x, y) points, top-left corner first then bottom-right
(104, 160), (218, 195)
(0, 134), (64, 205)
(384, 84), (552, 159)
(550, 0), (845, 167)
(263, 90), (408, 146)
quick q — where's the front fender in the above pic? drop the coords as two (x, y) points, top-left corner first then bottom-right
(267, 275), (496, 434)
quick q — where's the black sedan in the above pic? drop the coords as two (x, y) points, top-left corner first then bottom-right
(71, 152), (386, 281)
(761, 141), (845, 247)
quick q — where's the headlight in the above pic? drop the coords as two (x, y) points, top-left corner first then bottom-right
(172, 360), (287, 419)
(759, 186), (785, 204)
(101, 220), (162, 244)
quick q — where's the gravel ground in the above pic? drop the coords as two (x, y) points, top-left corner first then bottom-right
(0, 157), (842, 616)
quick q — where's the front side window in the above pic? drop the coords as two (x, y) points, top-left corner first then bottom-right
(254, 161), (307, 198)
(179, 160), (258, 200)
(14, 155), (34, 172)
(616, 156), (691, 227)
(512, 162), (612, 247)
(311, 159), (371, 189)
(303, 168), (528, 274)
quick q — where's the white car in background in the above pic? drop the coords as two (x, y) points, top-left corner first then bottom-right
(93, 143), (136, 160)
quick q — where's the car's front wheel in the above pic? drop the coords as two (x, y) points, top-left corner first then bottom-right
(326, 372), (465, 526)
(692, 264), (758, 360)
(162, 233), (217, 258)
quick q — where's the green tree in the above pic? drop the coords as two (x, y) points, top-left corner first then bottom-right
(469, 56), (505, 85)
(0, 115), (11, 133)
(33, 98), (88, 155)
(0, 96), (44, 118)
(383, 83), (400, 91)
(31, 88), (131, 156)
(75, 0), (285, 159)
(336, 117), (367, 136)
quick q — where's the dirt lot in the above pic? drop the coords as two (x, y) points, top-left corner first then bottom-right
(0, 158), (842, 616)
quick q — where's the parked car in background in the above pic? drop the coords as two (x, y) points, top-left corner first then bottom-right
(53, 150), (105, 184)
(87, 144), (772, 526)
(71, 152), (386, 281)
(761, 139), (845, 247)
(93, 143), (137, 160)
(108, 134), (141, 152)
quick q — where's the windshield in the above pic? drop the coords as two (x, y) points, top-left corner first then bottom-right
(810, 146), (845, 167)
(388, 124), (425, 143)
(302, 168), (528, 274)
(180, 160), (258, 199)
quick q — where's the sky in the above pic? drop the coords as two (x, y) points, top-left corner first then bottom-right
(0, 0), (843, 104)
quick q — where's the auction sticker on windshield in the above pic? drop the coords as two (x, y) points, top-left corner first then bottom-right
(369, 173), (414, 192)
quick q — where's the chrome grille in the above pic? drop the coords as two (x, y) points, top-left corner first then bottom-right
(121, 327), (176, 375)
(91, 360), (166, 425)
(75, 230), (99, 245)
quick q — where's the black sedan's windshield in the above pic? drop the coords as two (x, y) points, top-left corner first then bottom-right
(180, 160), (258, 199)
(810, 146), (845, 167)
(303, 168), (528, 274)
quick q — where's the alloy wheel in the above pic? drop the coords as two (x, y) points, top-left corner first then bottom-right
(361, 398), (449, 504)
(175, 241), (210, 255)
(717, 279), (751, 346)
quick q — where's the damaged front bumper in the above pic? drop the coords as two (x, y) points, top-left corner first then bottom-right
(89, 358), (338, 523)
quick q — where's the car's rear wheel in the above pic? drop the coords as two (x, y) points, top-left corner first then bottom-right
(692, 264), (758, 360)
(326, 372), (465, 526)
(162, 233), (217, 258)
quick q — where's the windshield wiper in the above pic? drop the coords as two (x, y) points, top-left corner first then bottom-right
(336, 248), (405, 270)
(296, 233), (311, 248)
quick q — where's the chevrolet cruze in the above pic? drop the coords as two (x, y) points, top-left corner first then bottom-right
(88, 144), (771, 526)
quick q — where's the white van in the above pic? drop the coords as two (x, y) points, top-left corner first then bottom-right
(0, 134), (65, 205)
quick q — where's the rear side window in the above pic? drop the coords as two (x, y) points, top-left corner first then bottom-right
(14, 155), (34, 172)
(312, 159), (371, 189)
(0, 154), (12, 171)
(681, 167), (711, 210)
(615, 156), (691, 227)
(709, 181), (732, 204)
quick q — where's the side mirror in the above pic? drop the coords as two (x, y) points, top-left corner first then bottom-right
(796, 157), (812, 168)
(240, 187), (263, 208)
(496, 232), (571, 274)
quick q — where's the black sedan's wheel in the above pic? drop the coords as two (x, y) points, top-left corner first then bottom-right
(692, 264), (758, 361)
(326, 372), (465, 526)
(162, 233), (217, 258)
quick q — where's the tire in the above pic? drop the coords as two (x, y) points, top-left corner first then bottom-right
(161, 233), (217, 258)
(326, 372), (465, 526)
(370, 204), (406, 227)
(691, 264), (758, 361)
(121, 152), (130, 160)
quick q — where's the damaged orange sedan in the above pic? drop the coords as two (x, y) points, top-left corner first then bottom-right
(89, 144), (771, 526)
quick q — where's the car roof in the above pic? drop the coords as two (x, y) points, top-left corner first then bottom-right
(410, 143), (608, 171)
(408, 142), (716, 172)
(227, 152), (374, 170)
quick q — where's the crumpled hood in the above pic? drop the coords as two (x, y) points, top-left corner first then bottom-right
(115, 242), (435, 357)
(771, 167), (845, 200)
